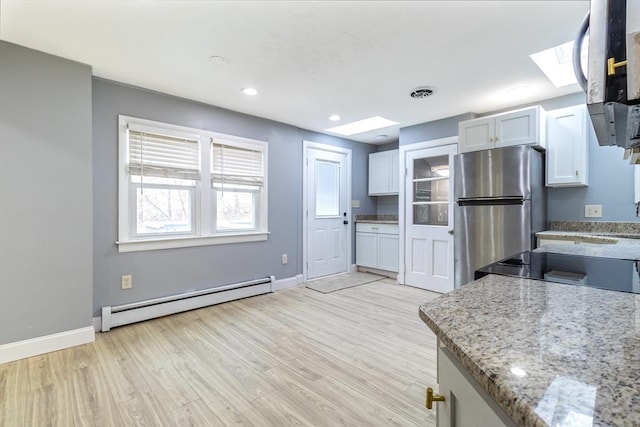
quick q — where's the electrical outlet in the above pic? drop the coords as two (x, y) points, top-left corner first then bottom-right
(121, 275), (132, 290)
(281, 254), (288, 264)
(585, 204), (603, 218)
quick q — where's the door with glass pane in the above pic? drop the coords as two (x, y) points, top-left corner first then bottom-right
(307, 148), (349, 279)
(404, 144), (456, 293)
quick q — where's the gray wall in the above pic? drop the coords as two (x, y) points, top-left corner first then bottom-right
(0, 41), (93, 344)
(93, 78), (376, 316)
(399, 113), (474, 146)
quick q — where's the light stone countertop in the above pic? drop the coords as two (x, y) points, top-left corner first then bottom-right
(536, 231), (640, 260)
(419, 274), (640, 427)
(354, 214), (398, 224)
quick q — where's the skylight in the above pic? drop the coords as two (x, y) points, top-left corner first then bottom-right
(326, 116), (399, 136)
(530, 38), (588, 88)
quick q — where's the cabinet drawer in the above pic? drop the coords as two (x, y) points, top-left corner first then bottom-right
(356, 223), (399, 234)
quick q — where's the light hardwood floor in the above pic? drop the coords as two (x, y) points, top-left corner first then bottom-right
(0, 278), (440, 426)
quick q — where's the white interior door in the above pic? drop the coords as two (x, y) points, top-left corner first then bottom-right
(404, 144), (456, 293)
(306, 147), (349, 279)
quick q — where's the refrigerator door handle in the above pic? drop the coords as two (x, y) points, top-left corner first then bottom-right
(457, 196), (525, 206)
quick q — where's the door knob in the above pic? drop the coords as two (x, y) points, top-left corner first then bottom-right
(343, 220), (349, 225)
(448, 229), (454, 235)
(425, 387), (445, 410)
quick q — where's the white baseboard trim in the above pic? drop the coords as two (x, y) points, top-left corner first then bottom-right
(349, 264), (358, 273)
(273, 274), (305, 291)
(0, 326), (95, 365)
(92, 317), (102, 333)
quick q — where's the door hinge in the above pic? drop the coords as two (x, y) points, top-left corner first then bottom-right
(405, 167), (408, 177)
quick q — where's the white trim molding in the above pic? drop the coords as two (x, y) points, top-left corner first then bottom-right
(117, 232), (269, 253)
(0, 326), (95, 365)
(273, 274), (305, 291)
(398, 136), (458, 285)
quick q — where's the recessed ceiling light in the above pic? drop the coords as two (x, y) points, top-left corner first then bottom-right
(530, 38), (588, 87)
(326, 116), (399, 136)
(329, 114), (341, 121)
(375, 134), (388, 140)
(242, 87), (258, 96)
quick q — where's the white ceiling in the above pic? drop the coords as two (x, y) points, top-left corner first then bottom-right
(0, 1), (589, 144)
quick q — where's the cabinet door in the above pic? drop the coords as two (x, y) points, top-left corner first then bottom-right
(356, 232), (377, 268)
(369, 152), (391, 195)
(389, 150), (400, 194)
(458, 118), (495, 153)
(495, 106), (543, 148)
(377, 234), (399, 272)
(546, 105), (589, 187)
(436, 347), (514, 427)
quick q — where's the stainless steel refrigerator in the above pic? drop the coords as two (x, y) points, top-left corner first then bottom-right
(454, 145), (546, 287)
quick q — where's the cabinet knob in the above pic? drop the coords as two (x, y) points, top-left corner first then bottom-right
(489, 137), (494, 143)
(425, 387), (445, 410)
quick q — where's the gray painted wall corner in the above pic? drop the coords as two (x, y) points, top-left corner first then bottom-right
(0, 41), (93, 344)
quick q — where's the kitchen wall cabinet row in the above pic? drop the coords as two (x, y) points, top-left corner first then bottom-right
(458, 106), (546, 154)
(458, 104), (590, 188)
(355, 222), (399, 272)
(368, 149), (399, 195)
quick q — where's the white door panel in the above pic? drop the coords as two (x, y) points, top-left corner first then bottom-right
(404, 144), (456, 293)
(306, 148), (349, 279)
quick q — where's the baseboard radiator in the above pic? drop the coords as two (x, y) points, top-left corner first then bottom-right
(101, 276), (274, 332)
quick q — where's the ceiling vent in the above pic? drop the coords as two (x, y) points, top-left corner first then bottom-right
(410, 87), (435, 99)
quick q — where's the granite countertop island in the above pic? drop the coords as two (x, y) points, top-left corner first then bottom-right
(420, 274), (640, 426)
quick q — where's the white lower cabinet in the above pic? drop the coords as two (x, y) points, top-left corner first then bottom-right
(355, 223), (399, 272)
(434, 345), (516, 427)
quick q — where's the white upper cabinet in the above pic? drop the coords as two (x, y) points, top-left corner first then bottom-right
(369, 149), (399, 195)
(458, 106), (546, 154)
(546, 105), (590, 187)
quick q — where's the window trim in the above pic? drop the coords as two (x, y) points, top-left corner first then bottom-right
(117, 115), (268, 252)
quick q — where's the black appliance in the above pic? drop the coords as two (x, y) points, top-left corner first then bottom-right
(475, 251), (640, 294)
(573, 0), (640, 150)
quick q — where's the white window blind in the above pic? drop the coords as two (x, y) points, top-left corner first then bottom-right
(211, 143), (264, 189)
(128, 129), (200, 180)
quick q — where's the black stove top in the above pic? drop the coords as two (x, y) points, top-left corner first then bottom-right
(475, 251), (640, 294)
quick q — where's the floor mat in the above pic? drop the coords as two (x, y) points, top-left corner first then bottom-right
(306, 272), (385, 293)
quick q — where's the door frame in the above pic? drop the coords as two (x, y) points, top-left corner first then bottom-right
(302, 140), (352, 282)
(398, 136), (458, 285)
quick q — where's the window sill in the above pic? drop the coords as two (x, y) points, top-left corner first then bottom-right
(116, 231), (269, 253)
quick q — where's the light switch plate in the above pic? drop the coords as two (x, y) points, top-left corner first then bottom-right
(585, 204), (602, 218)
(351, 200), (360, 208)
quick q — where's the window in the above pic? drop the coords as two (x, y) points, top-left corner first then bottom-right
(211, 143), (264, 231)
(118, 116), (268, 252)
